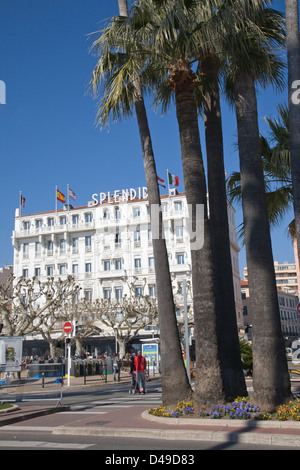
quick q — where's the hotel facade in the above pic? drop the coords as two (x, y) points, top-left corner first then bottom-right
(12, 188), (244, 329)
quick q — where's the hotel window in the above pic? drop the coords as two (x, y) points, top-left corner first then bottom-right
(176, 253), (185, 265)
(35, 219), (42, 230)
(149, 285), (156, 297)
(162, 203), (168, 213)
(148, 228), (152, 244)
(72, 237), (78, 253)
(22, 268), (29, 278)
(135, 286), (143, 296)
(47, 240), (53, 256)
(34, 267), (41, 278)
(72, 263), (78, 275)
(103, 209), (110, 220)
(46, 265), (53, 276)
(134, 257), (142, 271)
(115, 231), (121, 247)
(59, 239), (66, 254)
(59, 264), (67, 275)
(134, 226), (141, 245)
(85, 235), (91, 251)
(23, 243), (29, 258)
(174, 201), (182, 212)
(176, 225), (184, 241)
(115, 287), (123, 299)
(72, 214), (79, 226)
(23, 221), (30, 232)
(35, 242), (41, 257)
(85, 262), (92, 273)
(84, 289), (92, 301)
(133, 206), (140, 218)
(148, 256), (155, 270)
(60, 216), (66, 226)
(103, 287), (111, 300)
(104, 260), (110, 271)
(85, 213), (92, 224)
(115, 258), (122, 270)
(115, 207), (121, 220)
(47, 217), (54, 226)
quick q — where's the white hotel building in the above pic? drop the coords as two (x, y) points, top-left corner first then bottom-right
(12, 188), (243, 327)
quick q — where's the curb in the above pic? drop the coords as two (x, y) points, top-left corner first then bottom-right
(52, 410), (300, 448)
(52, 423), (300, 448)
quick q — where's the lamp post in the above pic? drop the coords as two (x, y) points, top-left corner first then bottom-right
(183, 278), (191, 383)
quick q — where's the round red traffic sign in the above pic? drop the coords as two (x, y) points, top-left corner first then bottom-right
(63, 321), (73, 334)
(297, 303), (300, 315)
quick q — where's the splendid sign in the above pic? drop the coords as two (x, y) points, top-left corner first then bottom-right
(91, 187), (148, 205)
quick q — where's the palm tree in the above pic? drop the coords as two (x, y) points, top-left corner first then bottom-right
(225, 5), (292, 409)
(285, 0), (300, 278)
(200, 51), (247, 400)
(129, 0), (229, 406)
(88, 1), (192, 407)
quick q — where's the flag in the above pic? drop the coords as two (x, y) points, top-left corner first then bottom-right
(157, 176), (166, 188)
(56, 189), (66, 203)
(20, 194), (25, 207)
(68, 187), (76, 200)
(168, 172), (179, 187)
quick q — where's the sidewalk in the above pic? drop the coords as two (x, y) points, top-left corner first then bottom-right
(1, 375), (300, 448)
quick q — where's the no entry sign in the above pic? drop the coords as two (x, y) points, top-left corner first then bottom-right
(63, 321), (73, 335)
(297, 303), (300, 315)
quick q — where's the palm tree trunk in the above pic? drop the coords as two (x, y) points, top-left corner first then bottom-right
(173, 71), (225, 408)
(234, 73), (291, 410)
(118, 0), (128, 16)
(285, 0), (300, 278)
(133, 79), (192, 405)
(202, 54), (247, 399)
(116, 1), (192, 407)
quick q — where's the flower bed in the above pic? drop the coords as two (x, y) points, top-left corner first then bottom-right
(148, 397), (300, 421)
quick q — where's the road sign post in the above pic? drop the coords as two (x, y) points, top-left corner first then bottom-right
(63, 322), (73, 386)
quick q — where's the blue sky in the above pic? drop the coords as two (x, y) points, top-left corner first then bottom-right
(0, 0), (296, 276)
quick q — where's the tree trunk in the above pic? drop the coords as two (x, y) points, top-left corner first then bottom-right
(285, 0), (300, 279)
(133, 79), (192, 406)
(118, 0), (129, 16)
(116, 1), (192, 407)
(234, 73), (291, 410)
(202, 54), (247, 399)
(174, 75), (225, 408)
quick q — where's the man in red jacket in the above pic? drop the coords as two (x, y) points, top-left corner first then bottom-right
(134, 350), (147, 394)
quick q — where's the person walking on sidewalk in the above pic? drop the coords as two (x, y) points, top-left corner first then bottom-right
(112, 353), (119, 381)
(134, 350), (147, 394)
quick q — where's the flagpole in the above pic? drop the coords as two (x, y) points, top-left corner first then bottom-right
(167, 169), (170, 196)
(55, 186), (57, 217)
(19, 191), (22, 216)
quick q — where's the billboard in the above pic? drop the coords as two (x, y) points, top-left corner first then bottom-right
(0, 337), (23, 372)
(142, 343), (159, 372)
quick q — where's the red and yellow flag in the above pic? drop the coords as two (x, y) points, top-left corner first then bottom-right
(56, 189), (66, 203)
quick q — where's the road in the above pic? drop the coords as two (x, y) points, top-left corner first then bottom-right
(0, 378), (299, 451)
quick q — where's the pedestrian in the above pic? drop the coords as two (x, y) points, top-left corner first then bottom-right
(112, 353), (119, 381)
(134, 350), (147, 394)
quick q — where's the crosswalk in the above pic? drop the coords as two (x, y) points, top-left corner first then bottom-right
(0, 391), (163, 449)
(68, 393), (162, 413)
